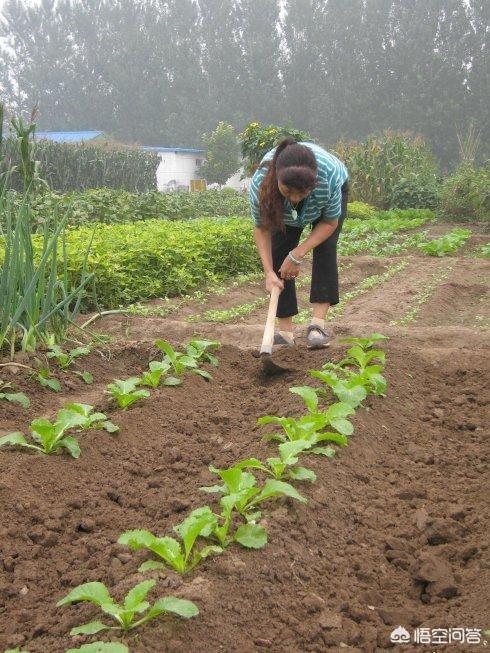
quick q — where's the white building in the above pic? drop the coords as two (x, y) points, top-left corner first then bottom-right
(141, 146), (205, 191)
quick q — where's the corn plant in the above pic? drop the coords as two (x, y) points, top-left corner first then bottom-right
(106, 378), (150, 408)
(57, 580), (198, 634)
(0, 379), (30, 408)
(201, 463), (307, 523)
(118, 510), (223, 574)
(47, 343), (91, 369)
(0, 402), (117, 458)
(67, 644), (129, 653)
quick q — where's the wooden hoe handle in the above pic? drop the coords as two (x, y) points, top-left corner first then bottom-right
(260, 285), (281, 355)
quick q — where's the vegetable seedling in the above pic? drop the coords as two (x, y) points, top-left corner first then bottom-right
(119, 510), (222, 574)
(236, 440), (317, 483)
(310, 369), (367, 408)
(57, 580), (198, 634)
(47, 344), (91, 369)
(0, 403), (118, 458)
(139, 360), (179, 388)
(201, 463), (307, 523)
(155, 339), (212, 380)
(37, 367), (61, 392)
(0, 379), (30, 408)
(186, 339), (220, 366)
(106, 378), (150, 408)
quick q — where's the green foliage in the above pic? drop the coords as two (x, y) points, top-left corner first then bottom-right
(33, 217), (258, 309)
(199, 122), (240, 186)
(418, 228), (472, 256)
(0, 402), (117, 458)
(2, 137), (159, 193)
(0, 114), (94, 353)
(119, 511), (223, 574)
(239, 122), (312, 176)
(439, 163), (490, 221)
(57, 580), (198, 633)
(346, 201), (377, 220)
(335, 131), (439, 209)
(47, 343), (91, 369)
(0, 379), (30, 408)
(23, 187), (249, 227)
(106, 378), (150, 409)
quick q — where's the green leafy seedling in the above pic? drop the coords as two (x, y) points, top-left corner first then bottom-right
(0, 379), (30, 408)
(106, 377), (150, 408)
(186, 339), (220, 366)
(48, 344), (91, 369)
(74, 370), (94, 384)
(37, 367), (61, 392)
(139, 360), (175, 388)
(339, 345), (385, 371)
(119, 510), (222, 574)
(310, 369), (367, 408)
(66, 643), (129, 653)
(0, 403), (118, 458)
(155, 339), (212, 380)
(237, 440), (316, 483)
(201, 463), (307, 523)
(57, 580), (198, 634)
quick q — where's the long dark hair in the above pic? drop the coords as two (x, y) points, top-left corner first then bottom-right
(259, 138), (317, 230)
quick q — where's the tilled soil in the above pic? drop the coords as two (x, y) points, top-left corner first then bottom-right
(0, 231), (489, 653)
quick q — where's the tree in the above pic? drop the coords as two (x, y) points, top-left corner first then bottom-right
(199, 122), (240, 186)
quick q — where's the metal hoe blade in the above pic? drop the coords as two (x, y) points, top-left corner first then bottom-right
(260, 351), (290, 376)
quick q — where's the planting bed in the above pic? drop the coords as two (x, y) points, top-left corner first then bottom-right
(0, 224), (489, 653)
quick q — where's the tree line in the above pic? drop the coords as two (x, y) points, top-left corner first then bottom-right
(1, 0), (488, 165)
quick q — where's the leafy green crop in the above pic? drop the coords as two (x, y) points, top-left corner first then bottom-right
(418, 228), (472, 256)
(155, 339), (212, 380)
(339, 333), (388, 350)
(236, 440), (317, 484)
(201, 463), (307, 523)
(118, 510), (222, 574)
(0, 379), (30, 408)
(36, 367), (62, 392)
(106, 377), (150, 408)
(47, 343), (91, 369)
(57, 580), (198, 633)
(185, 339), (220, 366)
(139, 360), (173, 388)
(0, 402), (117, 457)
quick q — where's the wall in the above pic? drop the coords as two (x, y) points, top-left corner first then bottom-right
(156, 152), (204, 190)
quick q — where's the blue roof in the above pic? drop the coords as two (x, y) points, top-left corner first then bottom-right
(141, 146), (205, 154)
(35, 131), (103, 143)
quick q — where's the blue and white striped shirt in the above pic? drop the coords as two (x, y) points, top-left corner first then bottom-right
(249, 142), (348, 228)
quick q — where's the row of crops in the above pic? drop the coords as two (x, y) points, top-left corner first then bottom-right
(2, 333), (389, 653)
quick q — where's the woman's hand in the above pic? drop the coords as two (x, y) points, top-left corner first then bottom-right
(265, 270), (284, 293)
(279, 256), (301, 281)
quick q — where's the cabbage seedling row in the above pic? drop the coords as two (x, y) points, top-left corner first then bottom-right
(3, 335), (388, 652)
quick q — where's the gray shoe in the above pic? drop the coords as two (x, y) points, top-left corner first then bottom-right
(273, 332), (296, 350)
(306, 324), (331, 349)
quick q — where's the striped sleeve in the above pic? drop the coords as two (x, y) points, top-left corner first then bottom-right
(322, 170), (343, 220)
(249, 167), (265, 226)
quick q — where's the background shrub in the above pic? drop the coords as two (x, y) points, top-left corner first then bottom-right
(1, 137), (159, 192)
(25, 188), (250, 227)
(439, 163), (490, 221)
(346, 201), (377, 220)
(334, 131), (439, 209)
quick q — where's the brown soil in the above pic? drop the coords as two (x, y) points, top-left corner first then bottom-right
(0, 232), (489, 653)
